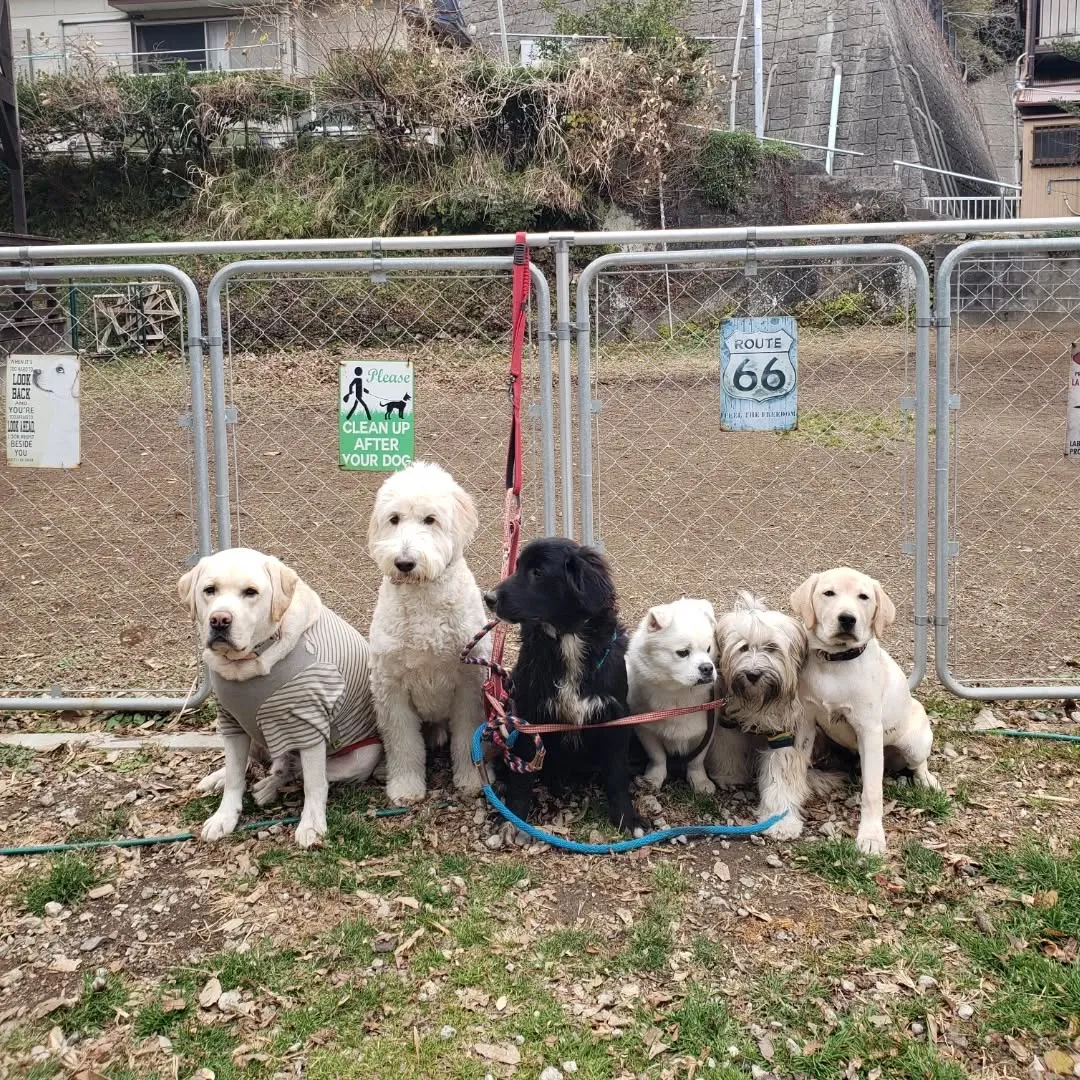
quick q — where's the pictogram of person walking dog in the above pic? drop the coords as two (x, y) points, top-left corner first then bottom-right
(343, 366), (413, 421)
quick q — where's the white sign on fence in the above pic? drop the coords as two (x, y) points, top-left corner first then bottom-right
(720, 317), (798, 432)
(5, 354), (81, 469)
(1067, 343), (1080, 461)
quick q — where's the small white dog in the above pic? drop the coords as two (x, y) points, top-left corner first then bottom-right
(710, 591), (841, 839)
(626, 598), (718, 794)
(181, 548), (381, 848)
(791, 567), (939, 854)
(367, 461), (488, 805)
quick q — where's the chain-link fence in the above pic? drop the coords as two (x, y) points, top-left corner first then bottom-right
(936, 237), (1080, 697)
(0, 265), (211, 709)
(207, 257), (554, 635)
(576, 245), (931, 681)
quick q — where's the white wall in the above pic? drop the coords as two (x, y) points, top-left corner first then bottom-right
(12, 1), (133, 75)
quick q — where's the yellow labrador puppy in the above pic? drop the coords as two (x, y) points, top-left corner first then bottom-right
(790, 567), (938, 855)
(179, 548), (381, 848)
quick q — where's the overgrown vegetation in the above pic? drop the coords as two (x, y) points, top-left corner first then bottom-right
(11, 0), (804, 242)
(20, 853), (99, 915)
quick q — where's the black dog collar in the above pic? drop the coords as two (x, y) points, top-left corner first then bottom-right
(815, 644), (867, 663)
(765, 732), (796, 749)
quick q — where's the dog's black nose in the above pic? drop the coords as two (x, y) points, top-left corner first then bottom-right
(394, 558), (416, 573)
(837, 612), (857, 631)
(698, 662), (715, 679)
(744, 669), (762, 684)
(483, 591), (497, 609)
(209, 611), (232, 631)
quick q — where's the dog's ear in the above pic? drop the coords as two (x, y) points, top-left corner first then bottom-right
(788, 616), (810, 672)
(698, 599), (716, 625)
(266, 556), (299, 623)
(177, 561), (202, 616)
(871, 579), (896, 638)
(646, 605), (672, 632)
(451, 484), (479, 550)
(789, 574), (819, 629)
(567, 546), (616, 618)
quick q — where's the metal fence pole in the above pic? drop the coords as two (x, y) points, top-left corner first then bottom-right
(575, 243), (931, 689)
(554, 237), (576, 538)
(205, 256), (558, 553)
(935, 236), (1080, 700)
(0, 263), (211, 712)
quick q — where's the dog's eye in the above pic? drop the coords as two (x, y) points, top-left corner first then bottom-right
(243, 587), (259, 598)
(423, 515), (436, 525)
(823, 590), (835, 597)
(739, 643), (749, 653)
(202, 585), (216, 596)
(529, 567), (543, 581)
(675, 648), (690, 658)
(763, 642), (778, 653)
(389, 514), (400, 526)
(858, 593), (869, 601)
(56, 366), (64, 375)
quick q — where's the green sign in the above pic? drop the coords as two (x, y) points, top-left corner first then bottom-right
(339, 360), (414, 471)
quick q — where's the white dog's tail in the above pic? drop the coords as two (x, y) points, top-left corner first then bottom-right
(806, 768), (847, 796)
(734, 589), (769, 613)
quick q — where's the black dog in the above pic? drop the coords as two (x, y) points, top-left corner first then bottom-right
(483, 537), (648, 835)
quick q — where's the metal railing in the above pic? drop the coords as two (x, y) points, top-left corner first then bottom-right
(922, 195), (1020, 219)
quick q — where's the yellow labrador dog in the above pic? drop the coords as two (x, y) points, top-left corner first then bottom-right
(179, 548), (381, 848)
(790, 567), (938, 855)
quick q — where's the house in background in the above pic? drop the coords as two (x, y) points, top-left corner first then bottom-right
(1016, 0), (1080, 216)
(7, 0), (442, 79)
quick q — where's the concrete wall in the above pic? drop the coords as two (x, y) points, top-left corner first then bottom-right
(967, 68), (1019, 183)
(463, 0), (998, 204)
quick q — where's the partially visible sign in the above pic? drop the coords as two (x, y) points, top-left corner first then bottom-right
(339, 360), (414, 471)
(1067, 342), (1080, 460)
(720, 317), (798, 432)
(5, 354), (81, 468)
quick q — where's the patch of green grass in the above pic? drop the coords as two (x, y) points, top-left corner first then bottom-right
(57, 972), (128, 1036)
(111, 750), (158, 775)
(0, 745), (34, 772)
(782, 408), (904, 452)
(902, 841), (945, 883)
(538, 928), (596, 961)
(179, 795), (220, 825)
(66, 806), (133, 844)
(939, 840), (1080, 1036)
(483, 860), (530, 893)
(669, 986), (748, 1056)
(133, 995), (188, 1038)
(796, 838), (884, 896)
(21, 853), (99, 915)
(170, 1023), (239, 1079)
(690, 932), (727, 968)
(887, 780), (954, 821)
(621, 904), (674, 972)
(918, 691), (979, 724)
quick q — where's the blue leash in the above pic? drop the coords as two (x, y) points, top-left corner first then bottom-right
(471, 723), (786, 854)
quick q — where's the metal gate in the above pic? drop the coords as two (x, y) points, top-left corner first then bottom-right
(935, 237), (1080, 699)
(0, 264), (211, 711)
(205, 257), (555, 633)
(575, 244), (931, 686)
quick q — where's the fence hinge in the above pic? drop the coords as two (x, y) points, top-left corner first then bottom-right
(555, 320), (574, 342)
(947, 540), (959, 558)
(224, 406), (238, 425)
(743, 229), (758, 278)
(177, 412), (193, 430)
(370, 239), (387, 284)
(900, 540), (916, 556)
(914, 614), (931, 626)
(932, 615), (950, 628)
(933, 314), (951, 329)
(914, 316), (935, 329)
(184, 551), (201, 568)
(590, 399), (603, 415)
(206, 336), (223, 350)
(899, 394), (917, 411)
(948, 394), (961, 411)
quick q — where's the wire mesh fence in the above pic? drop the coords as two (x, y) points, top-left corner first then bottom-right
(941, 246), (1080, 691)
(214, 262), (552, 634)
(0, 273), (207, 705)
(578, 251), (923, 671)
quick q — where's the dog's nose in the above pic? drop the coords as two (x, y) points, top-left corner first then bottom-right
(394, 558), (416, 573)
(837, 612), (857, 631)
(744, 670), (762, 684)
(483, 591), (498, 609)
(698, 662), (715, 679)
(209, 611), (232, 631)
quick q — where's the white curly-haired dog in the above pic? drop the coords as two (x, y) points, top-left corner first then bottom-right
(367, 461), (488, 805)
(709, 591), (841, 841)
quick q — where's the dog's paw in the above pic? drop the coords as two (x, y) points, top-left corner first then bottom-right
(251, 775), (281, 808)
(621, 812), (651, 838)
(688, 773), (716, 796)
(764, 814), (803, 841)
(200, 810), (239, 843)
(295, 818), (327, 849)
(856, 824), (887, 855)
(453, 769), (484, 799)
(196, 768), (226, 795)
(914, 766), (942, 791)
(641, 768), (666, 790)
(386, 774), (427, 806)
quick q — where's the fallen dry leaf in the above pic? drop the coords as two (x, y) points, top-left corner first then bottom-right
(199, 977), (222, 1009)
(1034, 890), (1060, 910)
(474, 1042), (521, 1066)
(1040, 938), (1078, 964)
(1041, 1049), (1076, 1075)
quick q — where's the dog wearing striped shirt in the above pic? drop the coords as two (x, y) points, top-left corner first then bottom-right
(180, 548), (381, 848)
